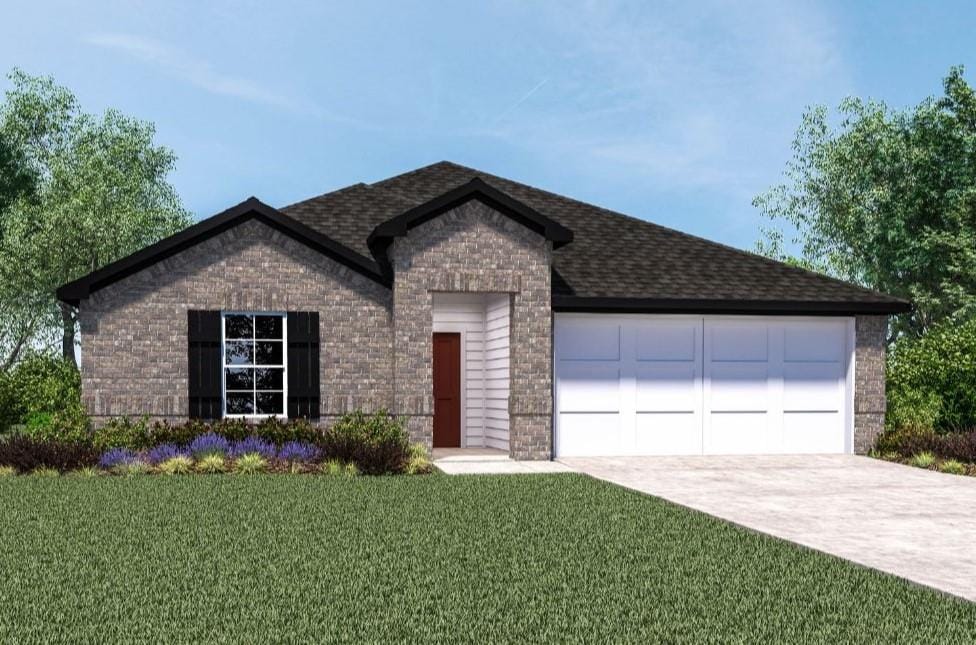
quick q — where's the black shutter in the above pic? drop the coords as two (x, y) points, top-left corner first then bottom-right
(287, 311), (320, 419)
(187, 310), (222, 419)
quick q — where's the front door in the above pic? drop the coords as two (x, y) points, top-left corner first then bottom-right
(432, 332), (461, 448)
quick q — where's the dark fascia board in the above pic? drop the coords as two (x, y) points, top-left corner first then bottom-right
(366, 177), (574, 280)
(57, 197), (387, 306)
(552, 295), (912, 316)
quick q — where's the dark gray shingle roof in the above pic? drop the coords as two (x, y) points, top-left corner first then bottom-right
(280, 161), (908, 313)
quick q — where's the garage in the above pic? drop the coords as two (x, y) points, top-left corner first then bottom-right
(554, 315), (855, 456)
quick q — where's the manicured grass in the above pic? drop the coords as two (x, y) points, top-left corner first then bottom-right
(0, 474), (973, 642)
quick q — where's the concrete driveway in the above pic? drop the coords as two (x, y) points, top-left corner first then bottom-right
(559, 454), (976, 602)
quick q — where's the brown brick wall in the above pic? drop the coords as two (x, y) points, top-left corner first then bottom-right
(79, 219), (393, 424)
(390, 200), (553, 459)
(854, 315), (887, 454)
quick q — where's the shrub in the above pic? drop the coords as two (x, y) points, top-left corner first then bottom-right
(99, 448), (137, 470)
(149, 419), (208, 447)
(211, 418), (251, 442)
(189, 432), (230, 458)
(0, 465), (16, 477)
(875, 427), (938, 458)
(935, 431), (976, 463)
(30, 467), (60, 477)
(195, 454), (226, 474)
(254, 417), (320, 445)
(875, 427), (976, 463)
(229, 436), (276, 460)
(0, 351), (82, 434)
(234, 453), (268, 474)
(405, 443), (433, 475)
(113, 461), (151, 476)
(320, 459), (344, 476)
(344, 462), (359, 477)
(886, 318), (976, 432)
(909, 451), (936, 469)
(278, 441), (320, 463)
(0, 435), (99, 472)
(158, 456), (193, 475)
(322, 410), (410, 475)
(939, 459), (967, 475)
(145, 443), (186, 466)
(93, 417), (152, 451)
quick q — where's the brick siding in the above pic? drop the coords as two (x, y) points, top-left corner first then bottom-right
(79, 219), (393, 424)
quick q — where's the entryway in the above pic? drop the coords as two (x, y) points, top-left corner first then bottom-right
(431, 293), (511, 451)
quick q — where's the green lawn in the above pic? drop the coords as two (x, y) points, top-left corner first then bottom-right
(0, 474), (973, 643)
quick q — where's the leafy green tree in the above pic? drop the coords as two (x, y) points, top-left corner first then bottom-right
(755, 67), (976, 340)
(0, 69), (190, 368)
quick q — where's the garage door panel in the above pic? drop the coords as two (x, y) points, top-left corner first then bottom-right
(635, 412), (701, 454)
(636, 362), (698, 412)
(782, 412), (844, 453)
(782, 363), (844, 411)
(784, 325), (846, 362)
(708, 363), (770, 411)
(556, 363), (620, 412)
(557, 413), (621, 456)
(556, 324), (620, 360)
(710, 325), (768, 362)
(706, 412), (768, 454)
(636, 324), (697, 361)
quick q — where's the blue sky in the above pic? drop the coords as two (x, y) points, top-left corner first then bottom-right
(2, 1), (973, 250)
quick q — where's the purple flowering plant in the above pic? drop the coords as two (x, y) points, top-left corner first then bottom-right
(145, 443), (186, 465)
(188, 432), (230, 458)
(229, 436), (277, 460)
(98, 447), (137, 470)
(277, 441), (320, 463)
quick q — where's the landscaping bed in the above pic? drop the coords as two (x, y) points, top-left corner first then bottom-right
(873, 427), (976, 476)
(0, 411), (433, 477)
(0, 473), (973, 642)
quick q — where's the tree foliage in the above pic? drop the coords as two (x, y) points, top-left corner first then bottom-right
(755, 67), (976, 340)
(0, 68), (190, 367)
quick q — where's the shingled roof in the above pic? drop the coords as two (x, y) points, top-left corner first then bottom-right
(282, 161), (908, 315)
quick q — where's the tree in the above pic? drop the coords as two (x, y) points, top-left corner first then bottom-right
(755, 66), (976, 341)
(0, 69), (190, 368)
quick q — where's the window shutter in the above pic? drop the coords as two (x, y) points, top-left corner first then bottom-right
(287, 311), (320, 419)
(187, 310), (222, 419)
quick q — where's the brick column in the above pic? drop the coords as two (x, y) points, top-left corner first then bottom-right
(854, 315), (887, 454)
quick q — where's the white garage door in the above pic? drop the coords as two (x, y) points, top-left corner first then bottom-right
(554, 315), (854, 456)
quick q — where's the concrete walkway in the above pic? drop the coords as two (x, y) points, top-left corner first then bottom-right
(560, 454), (976, 602)
(433, 448), (575, 475)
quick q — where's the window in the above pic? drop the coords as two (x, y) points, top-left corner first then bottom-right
(222, 313), (286, 417)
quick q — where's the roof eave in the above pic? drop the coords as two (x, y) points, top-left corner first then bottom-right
(57, 197), (388, 306)
(552, 295), (912, 316)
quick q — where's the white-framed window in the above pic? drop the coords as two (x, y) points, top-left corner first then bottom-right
(221, 312), (287, 418)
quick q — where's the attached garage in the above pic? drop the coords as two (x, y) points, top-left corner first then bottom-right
(554, 314), (855, 457)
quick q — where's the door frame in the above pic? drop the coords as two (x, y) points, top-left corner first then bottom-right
(431, 326), (467, 447)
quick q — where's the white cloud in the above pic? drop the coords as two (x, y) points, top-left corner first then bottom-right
(84, 33), (318, 116)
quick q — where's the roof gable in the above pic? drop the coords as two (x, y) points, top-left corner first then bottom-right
(365, 177), (573, 280)
(57, 197), (386, 305)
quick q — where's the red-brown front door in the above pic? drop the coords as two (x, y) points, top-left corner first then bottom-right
(432, 332), (461, 448)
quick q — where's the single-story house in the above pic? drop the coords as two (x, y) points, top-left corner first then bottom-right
(57, 161), (910, 460)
